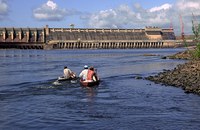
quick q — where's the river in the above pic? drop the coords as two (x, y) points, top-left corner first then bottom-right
(0, 49), (200, 130)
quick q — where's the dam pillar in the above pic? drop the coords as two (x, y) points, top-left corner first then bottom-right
(34, 31), (37, 42)
(151, 42), (153, 47)
(99, 42), (102, 48)
(26, 30), (30, 43)
(18, 31), (22, 40)
(85, 43), (88, 48)
(42, 31), (45, 42)
(154, 42), (156, 48)
(109, 42), (111, 48)
(90, 43), (93, 48)
(11, 32), (14, 41)
(3, 31), (6, 40)
(45, 25), (49, 36)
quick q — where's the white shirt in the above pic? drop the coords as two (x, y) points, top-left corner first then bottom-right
(79, 69), (88, 80)
(63, 68), (73, 79)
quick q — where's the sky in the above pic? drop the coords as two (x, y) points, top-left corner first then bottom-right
(0, 0), (200, 35)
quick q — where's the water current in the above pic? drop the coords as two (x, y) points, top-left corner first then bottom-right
(0, 49), (200, 130)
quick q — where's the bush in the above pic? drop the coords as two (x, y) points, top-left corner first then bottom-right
(192, 20), (200, 59)
(193, 43), (200, 59)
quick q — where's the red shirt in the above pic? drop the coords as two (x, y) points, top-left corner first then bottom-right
(87, 70), (95, 80)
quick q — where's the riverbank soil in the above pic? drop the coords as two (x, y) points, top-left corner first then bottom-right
(146, 49), (200, 95)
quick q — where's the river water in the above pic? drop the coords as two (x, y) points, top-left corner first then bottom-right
(0, 49), (200, 130)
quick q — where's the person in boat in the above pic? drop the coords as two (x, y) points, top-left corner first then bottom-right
(87, 66), (99, 82)
(79, 65), (89, 80)
(63, 66), (76, 79)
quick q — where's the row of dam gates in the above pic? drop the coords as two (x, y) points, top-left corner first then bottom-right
(0, 25), (177, 49)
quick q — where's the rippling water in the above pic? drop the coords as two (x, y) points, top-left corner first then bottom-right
(0, 49), (200, 130)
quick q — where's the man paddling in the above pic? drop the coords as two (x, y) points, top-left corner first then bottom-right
(87, 66), (98, 81)
(63, 66), (76, 79)
(79, 65), (89, 80)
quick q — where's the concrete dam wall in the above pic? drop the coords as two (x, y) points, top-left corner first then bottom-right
(0, 26), (176, 49)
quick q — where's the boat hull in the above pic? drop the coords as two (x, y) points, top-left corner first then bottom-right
(80, 80), (100, 87)
(57, 76), (77, 81)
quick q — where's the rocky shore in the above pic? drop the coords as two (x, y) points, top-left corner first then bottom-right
(146, 49), (200, 95)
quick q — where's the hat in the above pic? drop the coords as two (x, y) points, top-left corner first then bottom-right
(84, 65), (88, 69)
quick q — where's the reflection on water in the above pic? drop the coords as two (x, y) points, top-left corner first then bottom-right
(0, 49), (200, 130)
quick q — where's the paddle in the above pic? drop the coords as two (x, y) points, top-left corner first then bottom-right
(70, 77), (79, 84)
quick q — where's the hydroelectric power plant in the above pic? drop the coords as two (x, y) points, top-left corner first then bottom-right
(0, 25), (176, 49)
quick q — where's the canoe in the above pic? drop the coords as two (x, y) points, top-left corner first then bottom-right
(57, 76), (77, 81)
(80, 79), (100, 87)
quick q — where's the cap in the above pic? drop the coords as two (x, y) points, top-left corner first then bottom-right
(84, 65), (88, 69)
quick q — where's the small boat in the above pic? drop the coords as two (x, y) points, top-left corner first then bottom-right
(57, 76), (77, 81)
(80, 79), (100, 87)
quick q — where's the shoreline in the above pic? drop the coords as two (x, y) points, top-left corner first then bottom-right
(146, 48), (200, 95)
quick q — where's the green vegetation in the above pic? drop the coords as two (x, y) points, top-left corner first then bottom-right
(192, 20), (200, 59)
(193, 43), (200, 59)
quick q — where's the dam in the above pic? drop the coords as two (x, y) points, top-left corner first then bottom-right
(0, 25), (176, 49)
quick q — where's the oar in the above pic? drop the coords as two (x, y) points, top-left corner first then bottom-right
(70, 77), (79, 83)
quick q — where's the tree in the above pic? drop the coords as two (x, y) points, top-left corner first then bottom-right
(70, 24), (75, 28)
(192, 19), (200, 59)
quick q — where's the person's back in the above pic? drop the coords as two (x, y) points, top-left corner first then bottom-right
(79, 65), (88, 80)
(63, 66), (74, 79)
(87, 66), (98, 81)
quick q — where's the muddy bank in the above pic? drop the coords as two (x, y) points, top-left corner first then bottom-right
(146, 49), (200, 95)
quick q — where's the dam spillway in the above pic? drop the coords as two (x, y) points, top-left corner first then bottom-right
(0, 25), (176, 49)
